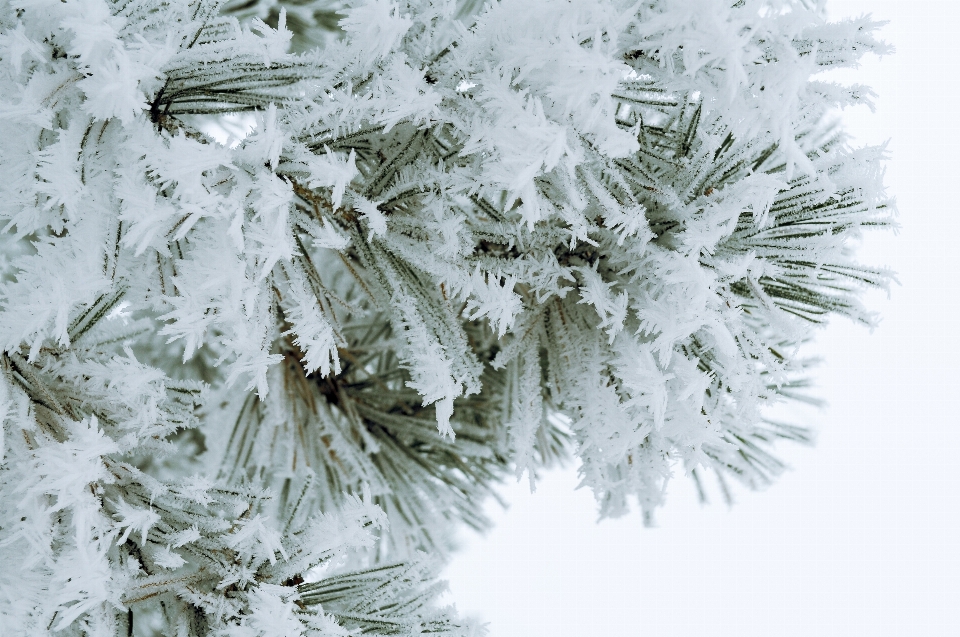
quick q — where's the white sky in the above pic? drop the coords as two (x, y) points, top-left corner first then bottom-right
(441, 1), (960, 635)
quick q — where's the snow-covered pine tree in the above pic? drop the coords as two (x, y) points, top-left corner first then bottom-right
(0, 0), (892, 634)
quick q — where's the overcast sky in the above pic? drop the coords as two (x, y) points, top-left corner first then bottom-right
(441, 2), (960, 635)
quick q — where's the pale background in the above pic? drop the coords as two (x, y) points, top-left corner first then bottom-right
(441, 1), (960, 635)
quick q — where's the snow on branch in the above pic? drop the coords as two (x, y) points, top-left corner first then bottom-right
(0, 0), (892, 633)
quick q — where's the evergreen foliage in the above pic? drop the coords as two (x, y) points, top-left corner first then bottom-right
(0, 0), (892, 634)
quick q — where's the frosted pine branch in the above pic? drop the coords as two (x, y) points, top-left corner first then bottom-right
(0, 0), (892, 634)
